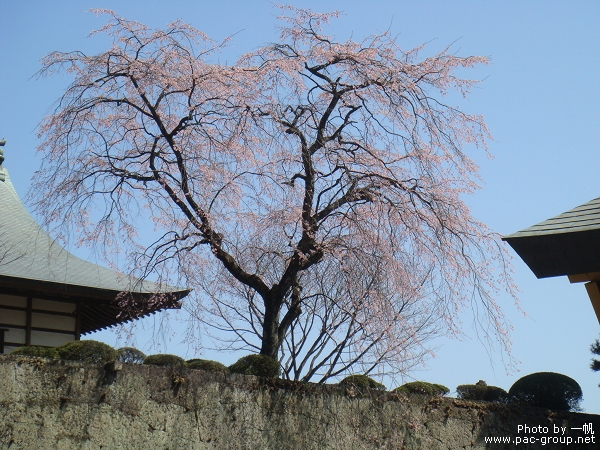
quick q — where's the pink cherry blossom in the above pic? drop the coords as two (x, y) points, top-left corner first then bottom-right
(32, 7), (517, 381)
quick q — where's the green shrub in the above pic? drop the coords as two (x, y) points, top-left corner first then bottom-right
(11, 345), (59, 358)
(117, 347), (146, 364)
(55, 340), (117, 363)
(457, 380), (508, 403)
(228, 354), (279, 378)
(339, 374), (386, 391)
(143, 354), (186, 368)
(394, 381), (449, 396)
(187, 358), (229, 373)
(508, 372), (583, 411)
(483, 386), (510, 402)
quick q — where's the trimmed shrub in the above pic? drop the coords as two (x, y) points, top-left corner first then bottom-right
(483, 386), (510, 403)
(457, 380), (508, 403)
(394, 381), (449, 396)
(508, 372), (583, 411)
(339, 374), (386, 391)
(187, 358), (203, 364)
(143, 354), (186, 368)
(11, 345), (59, 358)
(187, 358), (229, 373)
(117, 347), (146, 364)
(55, 340), (117, 363)
(228, 354), (280, 378)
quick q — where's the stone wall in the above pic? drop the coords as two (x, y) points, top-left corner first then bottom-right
(0, 356), (598, 449)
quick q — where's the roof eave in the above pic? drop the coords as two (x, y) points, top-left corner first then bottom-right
(0, 275), (190, 334)
(502, 228), (600, 279)
(0, 274), (190, 302)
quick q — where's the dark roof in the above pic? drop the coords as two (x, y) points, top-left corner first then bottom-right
(0, 151), (189, 333)
(503, 197), (600, 238)
(502, 197), (600, 279)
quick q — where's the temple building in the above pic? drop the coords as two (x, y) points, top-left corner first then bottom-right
(503, 197), (600, 325)
(0, 140), (189, 353)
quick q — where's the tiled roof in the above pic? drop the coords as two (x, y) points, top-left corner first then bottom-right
(502, 197), (600, 279)
(503, 197), (600, 239)
(0, 167), (183, 294)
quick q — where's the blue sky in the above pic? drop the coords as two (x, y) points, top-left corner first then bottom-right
(2, 1), (600, 412)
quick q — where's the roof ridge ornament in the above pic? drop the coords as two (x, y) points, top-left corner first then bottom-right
(0, 138), (6, 182)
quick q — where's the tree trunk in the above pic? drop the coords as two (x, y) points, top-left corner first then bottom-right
(260, 298), (281, 360)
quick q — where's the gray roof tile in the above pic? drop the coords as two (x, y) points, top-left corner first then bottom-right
(503, 197), (600, 238)
(0, 167), (185, 296)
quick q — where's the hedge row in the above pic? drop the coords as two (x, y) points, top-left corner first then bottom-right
(338, 375), (582, 412)
(8, 342), (583, 411)
(456, 376), (582, 411)
(9, 341), (277, 377)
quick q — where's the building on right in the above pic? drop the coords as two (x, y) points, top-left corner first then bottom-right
(502, 197), (600, 325)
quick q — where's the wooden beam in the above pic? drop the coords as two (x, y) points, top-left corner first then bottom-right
(0, 328), (8, 354)
(75, 303), (81, 341)
(584, 281), (600, 325)
(568, 272), (600, 283)
(25, 297), (32, 346)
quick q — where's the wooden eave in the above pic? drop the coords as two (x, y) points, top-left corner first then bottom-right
(0, 274), (188, 334)
(502, 197), (600, 279)
(502, 228), (600, 279)
(503, 196), (600, 325)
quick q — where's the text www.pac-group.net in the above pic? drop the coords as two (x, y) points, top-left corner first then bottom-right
(484, 423), (595, 446)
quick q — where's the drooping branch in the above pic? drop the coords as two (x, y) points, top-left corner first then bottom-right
(32, 7), (516, 382)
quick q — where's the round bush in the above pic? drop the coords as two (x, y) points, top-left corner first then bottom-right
(143, 354), (186, 368)
(55, 340), (117, 363)
(11, 345), (59, 358)
(457, 381), (508, 403)
(339, 374), (386, 391)
(117, 347), (146, 364)
(228, 354), (280, 378)
(483, 386), (510, 403)
(508, 372), (582, 411)
(394, 381), (449, 396)
(187, 358), (229, 373)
